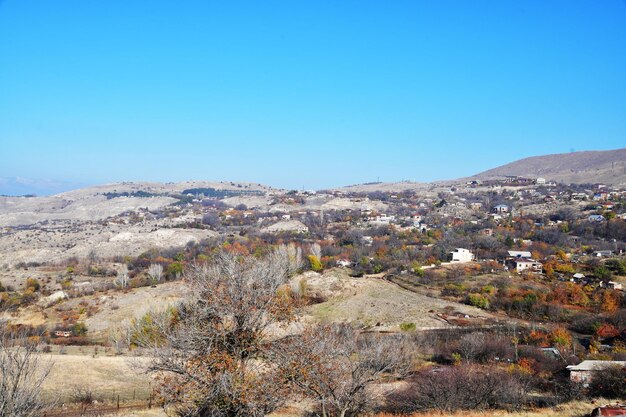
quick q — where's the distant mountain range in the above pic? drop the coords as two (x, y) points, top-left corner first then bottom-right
(470, 148), (626, 186)
(2, 148), (625, 196)
(0, 177), (87, 196)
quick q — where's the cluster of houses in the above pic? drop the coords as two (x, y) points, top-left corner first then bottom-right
(445, 248), (545, 275)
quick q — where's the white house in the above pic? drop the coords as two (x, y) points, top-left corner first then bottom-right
(536, 177), (546, 185)
(449, 248), (474, 263)
(493, 204), (510, 214)
(507, 257), (542, 274)
(567, 360), (626, 385)
(368, 214), (395, 226)
(608, 281), (623, 290)
(336, 259), (353, 268)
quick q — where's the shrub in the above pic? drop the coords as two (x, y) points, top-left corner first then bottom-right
(308, 255), (323, 272)
(442, 283), (466, 297)
(400, 322), (416, 332)
(25, 278), (40, 292)
(467, 293), (489, 309)
(72, 322), (88, 336)
(588, 366), (626, 399)
(387, 365), (527, 412)
(595, 266), (612, 280)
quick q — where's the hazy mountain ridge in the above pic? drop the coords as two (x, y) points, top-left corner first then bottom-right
(471, 148), (626, 185)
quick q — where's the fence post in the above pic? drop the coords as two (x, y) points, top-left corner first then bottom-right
(117, 394), (120, 410)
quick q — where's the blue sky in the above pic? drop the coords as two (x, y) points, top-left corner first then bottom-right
(1, 1), (625, 194)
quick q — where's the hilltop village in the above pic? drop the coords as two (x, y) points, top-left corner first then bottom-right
(0, 176), (625, 415)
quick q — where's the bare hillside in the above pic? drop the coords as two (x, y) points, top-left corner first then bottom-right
(472, 148), (626, 185)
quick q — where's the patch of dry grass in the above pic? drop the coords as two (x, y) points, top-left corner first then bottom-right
(41, 353), (153, 403)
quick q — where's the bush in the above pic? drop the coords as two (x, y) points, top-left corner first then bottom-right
(588, 366), (626, 399)
(72, 322), (88, 336)
(400, 322), (416, 332)
(467, 293), (489, 309)
(595, 266), (612, 280)
(308, 255), (323, 272)
(387, 365), (527, 412)
(442, 283), (466, 297)
(605, 259), (626, 275)
(25, 278), (40, 292)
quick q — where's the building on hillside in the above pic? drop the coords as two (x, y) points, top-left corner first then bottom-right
(507, 257), (543, 274)
(567, 360), (626, 385)
(449, 248), (474, 263)
(336, 259), (353, 268)
(536, 177), (546, 185)
(593, 250), (614, 258)
(493, 204), (510, 214)
(508, 250), (532, 258)
(368, 214), (395, 226)
(607, 281), (623, 290)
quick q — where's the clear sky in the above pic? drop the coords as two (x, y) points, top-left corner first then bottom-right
(1, 1), (625, 194)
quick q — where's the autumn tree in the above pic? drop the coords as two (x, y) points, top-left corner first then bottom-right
(139, 250), (296, 416)
(0, 324), (52, 417)
(275, 323), (412, 417)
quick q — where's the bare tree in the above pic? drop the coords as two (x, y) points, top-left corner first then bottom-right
(86, 249), (98, 265)
(147, 263), (163, 284)
(275, 323), (413, 417)
(138, 250), (295, 416)
(108, 320), (132, 355)
(0, 324), (52, 417)
(456, 332), (487, 363)
(276, 243), (303, 277)
(310, 243), (322, 260)
(114, 266), (129, 289)
(388, 365), (527, 412)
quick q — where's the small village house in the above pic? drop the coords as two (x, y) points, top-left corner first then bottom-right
(507, 257), (543, 274)
(567, 360), (626, 386)
(493, 204), (510, 214)
(449, 248), (474, 263)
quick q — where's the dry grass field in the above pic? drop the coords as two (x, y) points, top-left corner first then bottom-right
(304, 274), (495, 330)
(41, 352), (153, 403)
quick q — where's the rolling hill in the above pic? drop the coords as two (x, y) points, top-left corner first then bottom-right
(471, 148), (626, 185)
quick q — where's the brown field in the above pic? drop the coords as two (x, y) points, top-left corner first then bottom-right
(41, 352), (153, 404)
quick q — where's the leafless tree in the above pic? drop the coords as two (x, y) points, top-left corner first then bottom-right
(138, 250), (295, 417)
(310, 243), (322, 260)
(108, 320), (132, 355)
(87, 249), (98, 265)
(456, 332), (487, 363)
(276, 243), (303, 277)
(275, 323), (413, 417)
(147, 263), (163, 284)
(0, 323), (52, 417)
(388, 365), (527, 412)
(114, 266), (129, 289)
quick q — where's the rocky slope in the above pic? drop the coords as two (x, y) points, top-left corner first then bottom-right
(471, 148), (626, 185)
